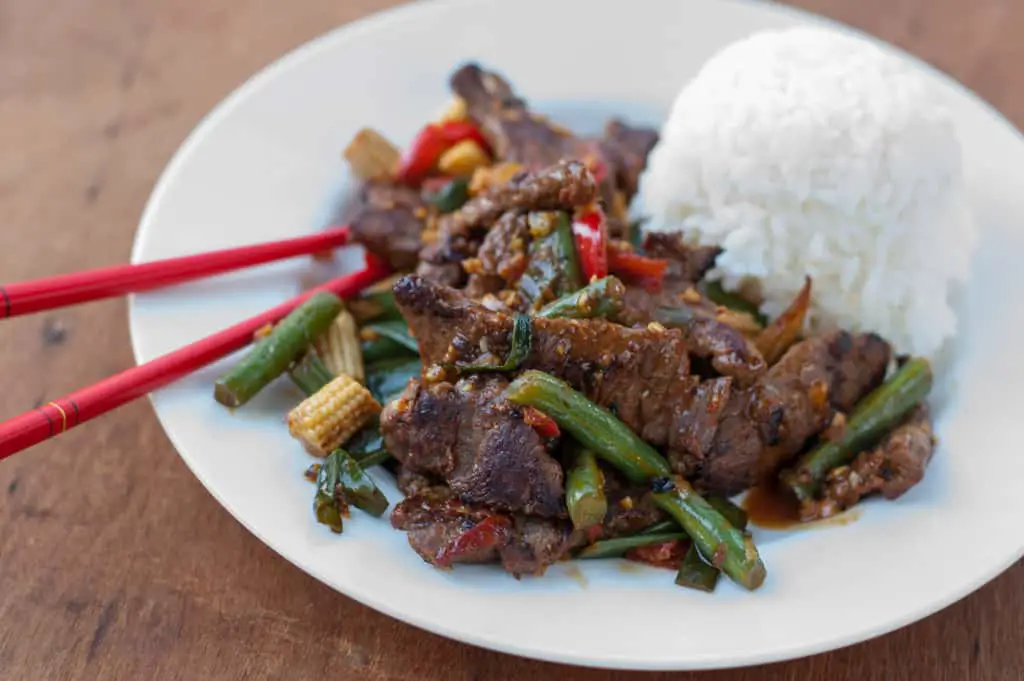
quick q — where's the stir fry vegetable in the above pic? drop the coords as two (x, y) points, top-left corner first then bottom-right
(519, 212), (583, 308)
(214, 291), (344, 408)
(363, 320), (418, 354)
(314, 307), (365, 382)
(314, 449), (389, 532)
(565, 448), (607, 531)
(343, 128), (401, 181)
(365, 357), (422, 405)
(535, 276), (626, 320)
(395, 120), (492, 186)
(428, 177), (471, 213)
(606, 247), (668, 289)
(577, 532), (688, 560)
(572, 208), (609, 282)
(288, 352), (334, 397)
(287, 373), (382, 456)
(676, 496), (750, 592)
(434, 516), (511, 567)
(651, 478), (766, 591)
(755, 277), (811, 365)
(314, 454), (348, 534)
(505, 370), (671, 483)
(781, 357), (933, 502)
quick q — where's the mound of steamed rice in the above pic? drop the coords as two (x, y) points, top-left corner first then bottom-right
(634, 26), (976, 360)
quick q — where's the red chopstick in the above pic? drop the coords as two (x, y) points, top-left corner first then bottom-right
(0, 252), (391, 459)
(0, 225), (351, 319)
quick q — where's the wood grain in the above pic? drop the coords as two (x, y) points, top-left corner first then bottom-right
(0, 0), (1021, 679)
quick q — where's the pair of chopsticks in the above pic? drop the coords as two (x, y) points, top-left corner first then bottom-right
(0, 225), (392, 459)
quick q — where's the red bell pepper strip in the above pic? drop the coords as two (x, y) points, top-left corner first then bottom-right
(572, 209), (609, 282)
(522, 405), (561, 438)
(395, 121), (492, 187)
(607, 248), (669, 291)
(434, 515), (511, 567)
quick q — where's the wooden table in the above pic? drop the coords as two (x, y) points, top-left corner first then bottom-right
(1, 0), (1021, 678)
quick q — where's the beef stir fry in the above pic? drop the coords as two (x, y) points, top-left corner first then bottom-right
(212, 62), (936, 593)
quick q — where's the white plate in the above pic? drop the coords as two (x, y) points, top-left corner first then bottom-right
(128, 0), (1024, 670)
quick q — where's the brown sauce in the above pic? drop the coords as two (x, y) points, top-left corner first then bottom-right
(742, 483), (801, 529)
(743, 482), (863, 530)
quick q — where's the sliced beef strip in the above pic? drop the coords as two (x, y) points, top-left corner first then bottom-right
(381, 375), (565, 518)
(451, 63), (576, 169)
(393, 275), (693, 442)
(349, 180), (426, 271)
(450, 63), (655, 237)
(444, 159), (598, 235)
(600, 119), (660, 202)
(416, 237), (473, 288)
(395, 466), (448, 498)
(463, 211), (530, 298)
(391, 493), (573, 576)
(688, 331), (893, 494)
(498, 515), (574, 577)
(417, 160), (598, 292)
(390, 492), (501, 566)
(393, 275), (891, 496)
(800, 405), (934, 521)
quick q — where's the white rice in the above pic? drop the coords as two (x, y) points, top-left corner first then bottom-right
(633, 26), (976, 360)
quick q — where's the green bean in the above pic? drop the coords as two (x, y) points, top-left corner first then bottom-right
(780, 358), (933, 502)
(566, 448), (607, 531)
(576, 532), (688, 560)
(535, 276), (626, 320)
(215, 292), (343, 407)
(365, 357), (421, 405)
(675, 549), (720, 592)
(676, 496), (749, 592)
(518, 212), (583, 308)
(450, 314), (531, 373)
(429, 177), (471, 213)
(505, 370), (672, 483)
(641, 520), (680, 535)
(288, 352), (334, 397)
(707, 495), (748, 530)
(651, 478), (766, 591)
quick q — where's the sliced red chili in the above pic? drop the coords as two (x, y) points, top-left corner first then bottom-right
(625, 539), (688, 570)
(434, 515), (511, 567)
(395, 121), (493, 187)
(607, 248), (669, 290)
(572, 208), (609, 282)
(436, 121), (492, 155)
(522, 405), (561, 438)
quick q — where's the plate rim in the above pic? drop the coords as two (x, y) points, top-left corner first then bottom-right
(127, 0), (1024, 670)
